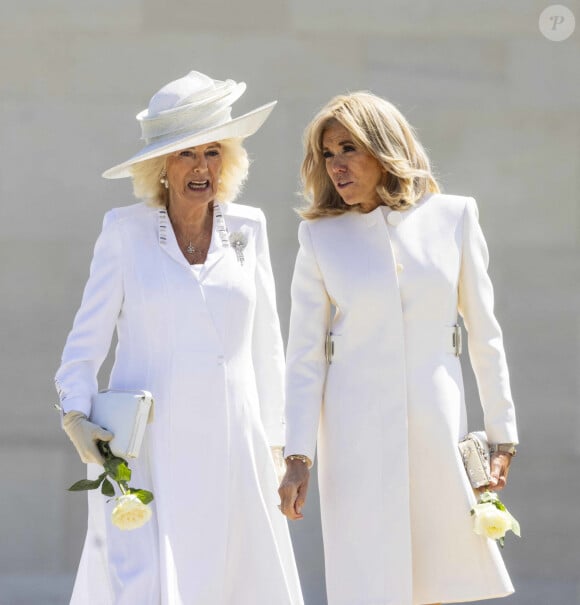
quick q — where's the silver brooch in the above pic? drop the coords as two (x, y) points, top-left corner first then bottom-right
(229, 232), (248, 266)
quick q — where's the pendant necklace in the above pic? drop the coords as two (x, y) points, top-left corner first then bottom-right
(173, 204), (214, 260)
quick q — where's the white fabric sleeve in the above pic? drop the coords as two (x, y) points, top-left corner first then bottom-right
(284, 221), (331, 462)
(252, 209), (286, 446)
(54, 210), (124, 416)
(458, 197), (518, 444)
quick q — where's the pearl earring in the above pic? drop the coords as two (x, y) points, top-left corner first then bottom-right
(160, 168), (169, 189)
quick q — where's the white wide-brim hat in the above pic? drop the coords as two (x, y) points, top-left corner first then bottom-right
(102, 70), (277, 179)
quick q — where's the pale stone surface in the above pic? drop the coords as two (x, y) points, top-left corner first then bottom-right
(0, 98), (138, 238)
(289, 0), (544, 36)
(0, 0), (143, 33)
(0, 445), (69, 571)
(142, 0), (289, 32)
(366, 36), (510, 110)
(1, 0), (579, 603)
(506, 39), (580, 110)
(0, 574), (75, 605)
(409, 109), (580, 248)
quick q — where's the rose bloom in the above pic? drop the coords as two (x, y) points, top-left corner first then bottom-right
(472, 502), (512, 540)
(112, 494), (152, 531)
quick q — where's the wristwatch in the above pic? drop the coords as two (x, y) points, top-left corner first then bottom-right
(490, 443), (517, 457)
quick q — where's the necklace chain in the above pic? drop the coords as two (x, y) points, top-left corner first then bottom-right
(170, 204), (213, 262)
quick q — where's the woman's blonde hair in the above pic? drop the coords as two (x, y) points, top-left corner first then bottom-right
(130, 138), (250, 206)
(299, 92), (440, 219)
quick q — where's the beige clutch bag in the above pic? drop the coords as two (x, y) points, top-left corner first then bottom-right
(458, 431), (491, 489)
(90, 390), (154, 459)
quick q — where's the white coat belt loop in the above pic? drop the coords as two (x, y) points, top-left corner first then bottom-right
(325, 331), (334, 364)
(452, 324), (462, 356)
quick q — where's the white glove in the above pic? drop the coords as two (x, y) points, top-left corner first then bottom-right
(271, 446), (286, 485)
(62, 410), (113, 465)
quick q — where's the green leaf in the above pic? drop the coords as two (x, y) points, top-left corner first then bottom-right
(103, 455), (122, 475)
(498, 537), (505, 548)
(128, 488), (154, 505)
(510, 517), (521, 537)
(104, 457), (132, 483)
(114, 462), (132, 483)
(68, 473), (106, 492)
(101, 478), (115, 497)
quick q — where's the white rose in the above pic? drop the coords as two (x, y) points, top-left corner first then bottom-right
(472, 502), (512, 540)
(111, 494), (152, 531)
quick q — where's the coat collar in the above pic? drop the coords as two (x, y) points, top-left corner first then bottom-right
(361, 204), (406, 228)
(362, 205), (382, 228)
(362, 193), (434, 228)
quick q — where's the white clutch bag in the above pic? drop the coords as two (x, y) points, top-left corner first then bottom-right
(90, 389), (154, 459)
(458, 430), (491, 489)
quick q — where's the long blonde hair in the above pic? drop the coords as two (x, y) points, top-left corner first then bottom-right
(299, 92), (439, 219)
(130, 137), (250, 206)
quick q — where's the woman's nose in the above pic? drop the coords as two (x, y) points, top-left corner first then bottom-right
(330, 156), (346, 173)
(192, 156), (207, 172)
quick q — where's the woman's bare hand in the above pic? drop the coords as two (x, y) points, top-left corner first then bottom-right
(486, 451), (512, 492)
(278, 459), (310, 520)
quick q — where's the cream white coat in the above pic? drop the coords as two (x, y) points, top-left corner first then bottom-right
(285, 194), (518, 605)
(56, 201), (303, 605)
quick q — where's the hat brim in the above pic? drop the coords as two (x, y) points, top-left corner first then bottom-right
(102, 100), (277, 179)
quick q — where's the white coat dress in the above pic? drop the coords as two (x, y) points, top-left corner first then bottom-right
(284, 194), (518, 605)
(55, 201), (303, 605)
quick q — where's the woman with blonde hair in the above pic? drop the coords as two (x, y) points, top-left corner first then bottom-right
(279, 91), (518, 605)
(56, 70), (303, 605)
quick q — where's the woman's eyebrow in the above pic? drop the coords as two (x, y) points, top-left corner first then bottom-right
(322, 139), (354, 150)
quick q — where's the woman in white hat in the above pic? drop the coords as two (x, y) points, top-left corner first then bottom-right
(55, 71), (303, 605)
(279, 92), (518, 605)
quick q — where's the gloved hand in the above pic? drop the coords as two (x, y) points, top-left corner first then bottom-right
(62, 410), (113, 465)
(271, 446), (286, 485)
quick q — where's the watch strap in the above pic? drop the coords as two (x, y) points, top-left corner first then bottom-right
(490, 443), (517, 456)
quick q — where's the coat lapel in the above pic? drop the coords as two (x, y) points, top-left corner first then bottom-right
(200, 203), (229, 283)
(158, 208), (190, 269)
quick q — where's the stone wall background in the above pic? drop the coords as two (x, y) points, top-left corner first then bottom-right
(0, 1), (578, 603)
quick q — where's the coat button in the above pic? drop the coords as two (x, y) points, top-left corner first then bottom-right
(396, 262), (404, 273)
(387, 210), (402, 226)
